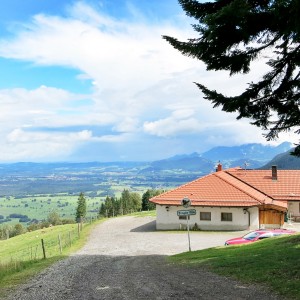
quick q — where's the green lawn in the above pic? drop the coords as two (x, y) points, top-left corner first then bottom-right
(170, 233), (300, 299)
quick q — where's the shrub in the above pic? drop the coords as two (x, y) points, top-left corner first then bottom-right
(61, 218), (75, 225)
(19, 217), (31, 223)
(9, 213), (29, 219)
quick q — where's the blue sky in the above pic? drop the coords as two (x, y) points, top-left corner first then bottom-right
(0, 0), (295, 162)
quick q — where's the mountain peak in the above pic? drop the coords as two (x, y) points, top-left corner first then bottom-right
(200, 142), (292, 162)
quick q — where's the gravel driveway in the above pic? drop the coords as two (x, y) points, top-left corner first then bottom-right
(5, 216), (285, 300)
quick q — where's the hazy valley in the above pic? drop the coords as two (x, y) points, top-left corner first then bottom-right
(0, 141), (298, 225)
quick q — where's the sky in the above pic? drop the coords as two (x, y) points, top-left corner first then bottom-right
(0, 0), (296, 162)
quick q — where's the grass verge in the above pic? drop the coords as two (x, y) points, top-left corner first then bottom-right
(169, 233), (300, 299)
(128, 210), (156, 217)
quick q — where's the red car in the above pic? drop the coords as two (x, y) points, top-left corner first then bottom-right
(225, 229), (296, 246)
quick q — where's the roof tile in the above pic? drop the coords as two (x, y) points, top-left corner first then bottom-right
(151, 167), (298, 209)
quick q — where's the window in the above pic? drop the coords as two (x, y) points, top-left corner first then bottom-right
(221, 212), (232, 222)
(243, 231), (260, 240)
(179, 215), (190, 220)
(200, 212), (211, 221)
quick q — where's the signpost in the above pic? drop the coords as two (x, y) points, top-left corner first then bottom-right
(177, 209), (196, 216)
(181, 197), (191, 208)
(179, 197), (193, 252)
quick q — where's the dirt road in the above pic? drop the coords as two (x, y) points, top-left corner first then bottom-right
(5, 216), (284, 300)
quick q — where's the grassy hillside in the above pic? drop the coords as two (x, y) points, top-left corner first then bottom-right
(0, 220), (101, 298)
(170, 233), (300, 299)
(0, 211), (155, 297)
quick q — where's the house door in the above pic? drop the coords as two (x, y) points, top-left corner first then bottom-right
(259, 209), (284, 228)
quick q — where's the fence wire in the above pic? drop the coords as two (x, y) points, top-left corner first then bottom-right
(0, 226), (82, 266)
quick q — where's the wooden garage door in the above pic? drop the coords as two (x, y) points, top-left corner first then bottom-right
(259, 210), (284, 227)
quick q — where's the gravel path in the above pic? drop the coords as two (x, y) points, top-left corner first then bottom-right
(5, 216), (285, 300)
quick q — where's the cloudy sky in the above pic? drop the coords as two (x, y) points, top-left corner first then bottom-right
(0, 0), (295, 162)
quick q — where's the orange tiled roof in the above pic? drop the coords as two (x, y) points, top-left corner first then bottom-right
(150, 167), (298, 209)
(226, 169), (300, 201)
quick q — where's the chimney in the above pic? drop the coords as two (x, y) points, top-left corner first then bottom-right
(216, 162), (222, 172)
(272, 165), (277, 181)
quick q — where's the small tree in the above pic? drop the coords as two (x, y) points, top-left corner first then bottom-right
(98, 196), (120, 218)
(98, 202), (106, 217)
(142, 189), (163, 211)
(142, 190), (152, 211)
(47, 210), (62, 226)
(119, 189), (131, 214)
(0, 224), (12, 239)
(131, 192), (142, 212)
(76, 192), (87, 223)
(13, 223), (25, 237)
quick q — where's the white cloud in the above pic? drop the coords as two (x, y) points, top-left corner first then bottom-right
(7, 128), (92, 143)
(3, 126), (129, 162)
(0, 1), (296, 161)
(3, 128), (90, 161)
(144, 117), (201, 137)
(0, 86), (87, 129)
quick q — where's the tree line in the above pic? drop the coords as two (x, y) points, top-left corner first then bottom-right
(0, 210), (75, 239)
(98, 189), (163, 218)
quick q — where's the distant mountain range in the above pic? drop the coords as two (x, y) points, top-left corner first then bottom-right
(260, 148), (300, 170)
(0, 142), (295, 178)
(0, 142), (297, 196)
(200, 142), (292, 161)
(141, 142), (293, 175)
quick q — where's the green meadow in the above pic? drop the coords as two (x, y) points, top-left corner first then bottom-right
(0, 224), (80, 263)
(0, 194), (103, 224)
(0, 182), (156, 225)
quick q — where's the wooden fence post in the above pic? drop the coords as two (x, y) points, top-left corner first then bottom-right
(58, 234), (62, 254)
(41, 239), (46, 259)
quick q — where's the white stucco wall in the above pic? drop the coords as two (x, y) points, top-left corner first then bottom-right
(155, 205), (259, 231)
(288, 201), (300, 216)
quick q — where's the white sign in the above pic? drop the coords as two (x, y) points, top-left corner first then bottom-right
(177, 209), (196, 216)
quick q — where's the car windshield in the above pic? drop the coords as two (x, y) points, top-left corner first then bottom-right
(243, 231), (261, 240)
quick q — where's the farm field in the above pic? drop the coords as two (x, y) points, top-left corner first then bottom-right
(0, 182), (166, 225)
(0, 194), (102, 225)
(0, 161), (193, 225)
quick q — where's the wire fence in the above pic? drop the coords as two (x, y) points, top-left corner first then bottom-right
(0, 223), (84, 270)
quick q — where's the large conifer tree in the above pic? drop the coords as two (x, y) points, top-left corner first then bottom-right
(163, 0), (300, 155)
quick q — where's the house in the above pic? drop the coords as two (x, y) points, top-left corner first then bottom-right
(150, 164), (300, 231)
